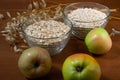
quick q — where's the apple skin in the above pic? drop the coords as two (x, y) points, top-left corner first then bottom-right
(18, 47), (52, 79)
(62, 53), (101, 80)
(85, 28), (112, 54)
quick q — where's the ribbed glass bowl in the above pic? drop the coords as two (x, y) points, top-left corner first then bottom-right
(20, 15), (72, 56)
(63, 2), (110, 39)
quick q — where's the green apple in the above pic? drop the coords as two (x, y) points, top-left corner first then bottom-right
(62, 53), (101, 80)
(85, 28), (112, 54)
(18, 47), (52, 79)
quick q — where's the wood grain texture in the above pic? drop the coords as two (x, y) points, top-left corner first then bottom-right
(0, 0), (120, 80)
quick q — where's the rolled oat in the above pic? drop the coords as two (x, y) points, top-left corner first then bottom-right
(68, 8), (107, 28)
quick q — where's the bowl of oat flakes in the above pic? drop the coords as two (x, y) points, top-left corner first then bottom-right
(63, 2), (110, 39)
(21, 16), (72, 56)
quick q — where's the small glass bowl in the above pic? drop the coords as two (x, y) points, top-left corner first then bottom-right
(20, 16), (72, 56)
(63, 2), (110, 39)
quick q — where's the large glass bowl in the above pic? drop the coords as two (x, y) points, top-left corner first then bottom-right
(20, 16), (72, 56)
(63, 2), (110, 39)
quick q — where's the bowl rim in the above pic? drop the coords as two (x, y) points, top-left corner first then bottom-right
(63, 2), (110, 23)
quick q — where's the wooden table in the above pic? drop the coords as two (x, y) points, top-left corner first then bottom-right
(0, 0), (120, 80)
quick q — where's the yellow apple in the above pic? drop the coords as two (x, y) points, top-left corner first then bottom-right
(62, 53), (101, 80)
(85, 28), (112, 54)
(18, 47), (52, 79)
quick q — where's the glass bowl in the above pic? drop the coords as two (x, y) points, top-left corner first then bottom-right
(20, 16), (72, 56)
(63, 2), (110, 39)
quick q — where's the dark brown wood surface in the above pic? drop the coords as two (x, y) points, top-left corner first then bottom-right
(0, 0), (120, 80)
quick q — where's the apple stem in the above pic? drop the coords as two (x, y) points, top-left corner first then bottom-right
(76, 66), (83, 72)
